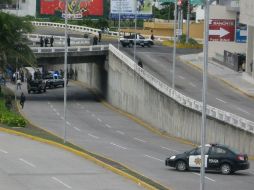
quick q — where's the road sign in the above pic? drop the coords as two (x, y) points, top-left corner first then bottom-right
(209, 19), (235, 42)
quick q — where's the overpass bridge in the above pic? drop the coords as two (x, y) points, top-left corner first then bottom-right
(28, 42), (254, 155)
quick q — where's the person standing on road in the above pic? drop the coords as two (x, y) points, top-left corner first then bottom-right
(50, 36), (54, 47)
(67, 35), (70, 46)
(40, 36), (44, 47)
(20, 92), (26, 109)
(16, 78), (22, 90)
(98, 31), (102, 42)
(44, 37), (49, 47)
(93, 35), (98, 45)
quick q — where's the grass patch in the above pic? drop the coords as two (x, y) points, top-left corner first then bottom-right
(162, 35), (203, 49)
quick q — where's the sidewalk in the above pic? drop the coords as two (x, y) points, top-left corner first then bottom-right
(179, 53), (254, 98)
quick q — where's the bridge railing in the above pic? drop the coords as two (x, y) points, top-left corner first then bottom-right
(30, 45), (109, 53)
(25, 34), (90, 46)
(31, 21), (175, 41)
(109, 44), (254, 134)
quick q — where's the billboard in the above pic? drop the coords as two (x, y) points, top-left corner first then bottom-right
(110, 0), (153, 19)
(40, 0), (103, 17)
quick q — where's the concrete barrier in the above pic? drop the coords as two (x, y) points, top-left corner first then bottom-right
(46, 43), (254, 155)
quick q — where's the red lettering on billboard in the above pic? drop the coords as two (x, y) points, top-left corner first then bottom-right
(40, 0), (103, 16)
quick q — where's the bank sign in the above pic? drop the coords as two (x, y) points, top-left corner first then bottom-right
(110, 0), (153, 19)
(209, 19), (235, 42)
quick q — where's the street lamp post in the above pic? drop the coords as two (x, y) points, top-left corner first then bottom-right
(133, 0), (138, 62)
(172, 0), (177, 89)
(63, 0), (68, 143)
(118, 0), (122, 49)
(200, 0), (210, 190)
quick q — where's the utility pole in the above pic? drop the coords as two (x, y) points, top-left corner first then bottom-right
(63, 0), (68, 143)
(186, 0), (190, 43)
(118, 0), (122, 49)
(200, 0), (210, 190)
(133, 0), (137, 62)
(172, 0), (178, 89)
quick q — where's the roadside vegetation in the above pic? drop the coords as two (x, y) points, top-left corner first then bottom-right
(162, 34), (203, 49)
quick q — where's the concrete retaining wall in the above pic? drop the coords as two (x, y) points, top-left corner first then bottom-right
(47, 48), (254, 155)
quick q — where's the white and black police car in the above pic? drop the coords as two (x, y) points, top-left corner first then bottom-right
(165, 144), (249, 174)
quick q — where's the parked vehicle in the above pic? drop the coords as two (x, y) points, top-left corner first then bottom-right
(119, 33), (154, 48)
(165, 143), (249, 175)
(27, 79), (46, 94)
(44, 74), (65, 88)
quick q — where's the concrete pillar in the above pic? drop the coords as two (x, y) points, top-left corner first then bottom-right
(246, 26), (254, 75)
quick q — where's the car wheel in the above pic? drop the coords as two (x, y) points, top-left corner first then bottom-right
(220, 163), (232, 175)
(176, 160), (187, 171)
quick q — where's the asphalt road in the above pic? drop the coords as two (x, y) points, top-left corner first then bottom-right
(34, 26), (254, 122)
(12, 82), (254, 190)
(0, 131), (144, 190)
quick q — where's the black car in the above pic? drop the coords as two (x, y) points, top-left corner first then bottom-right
(165, 144), (249, 175)
(44, 74), (65, 88)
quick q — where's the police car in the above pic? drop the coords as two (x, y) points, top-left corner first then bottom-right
(165, 144), (249, 174)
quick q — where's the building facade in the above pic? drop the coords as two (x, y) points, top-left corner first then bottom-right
(240, 0), (254, 80)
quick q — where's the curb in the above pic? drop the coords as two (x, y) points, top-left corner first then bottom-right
(7, 86), (172, 190)
(179, 57), (254, 99)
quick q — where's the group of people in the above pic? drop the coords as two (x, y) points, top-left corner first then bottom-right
(40, 36), (54, 47)
(92, 31), (102, 45)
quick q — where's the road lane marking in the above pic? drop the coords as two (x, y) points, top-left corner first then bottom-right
(160, 146), (179, 153)
(73, 127), (81, 131)
(134, 137), (146, 143)
(81, 106), (85, 109)
(189, 82), (197, 87)
(116, 130), (125, 135)
(88, 133), (99, 139)
(47, 102), (50, 105)
(53, 108), (56, 112)
(237, 108), (250, 115)
(19, 158), (36, 168)
(86, 110), (90, 113)
(97, 118), (102, 122)
(216, 98), (226, 103)
(0, 149), (8, 154)
(66, 121), (71, 126)
(56, 112), (60, 116)
(91, 114), (96, 117)
(192, 172), (216, 182)
(60, 116), (64, 120)
(178, 75), (185, 80)
(52, 177), (72, 189)
(144, 155), (164, 162)
(110, 142), (127, 150)
(50, 105), (53, 108)
(105, 124), (112, 128)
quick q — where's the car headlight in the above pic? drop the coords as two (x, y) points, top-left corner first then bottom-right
(170, 156), (176, 160)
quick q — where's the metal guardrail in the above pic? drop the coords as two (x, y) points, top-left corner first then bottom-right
(108, 44), (254, 134)
(25, 34), (90, 46)
(30, 45), (108, 54)
(31, 21), (174, 42)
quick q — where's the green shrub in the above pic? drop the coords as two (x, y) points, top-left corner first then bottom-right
(162, 35), (203, 49)
(0, 98), (27, 128)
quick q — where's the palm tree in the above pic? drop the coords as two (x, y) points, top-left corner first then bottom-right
(0, 12), (36, 72)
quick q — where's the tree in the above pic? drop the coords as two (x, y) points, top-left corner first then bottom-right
(0, 12), (36, 71)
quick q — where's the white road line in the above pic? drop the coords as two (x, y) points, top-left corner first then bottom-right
(216, 98), (226, 103)
(105, 124), (112, 128)
(56, 112), (60, 116)
(97, 118), (102, 122)
(81, 106), (85, 109)
(189, 82), (197, 87)
(160, 146), (179, 153)
(91, 114), (96, 117)
(73, 127), (81, 131)
(86, 110), (90, 113)
(178, 75), (185, 80)
(144, 155), (164, 162)
(110, 142), (127, 150)
(53, 108), (56, 112)
(60, 116), (64, 120)
(66, 121), (71, 126)
(88, 133), (99, 139)
(116, 130), (125, 135)
(50, 105), (53, 108)
(134, 137), (146, 143)
(237, 108), (250, 115)
(0, 149), (8, 154)
(192, 172), (216, 182)
(47, 102), (50, 105)
(77, 103), (81, 106)
(52, 177), (72, 189)
(19, 158), (36, 168)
